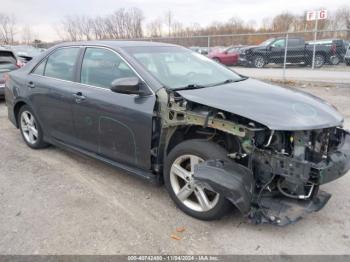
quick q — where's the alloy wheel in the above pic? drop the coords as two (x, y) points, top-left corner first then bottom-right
(169, 154), (220, 212)
(254, 56), (265, 68)
(20, 111), (39, 145)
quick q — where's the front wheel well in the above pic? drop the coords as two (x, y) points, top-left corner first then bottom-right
(165, 126), (240, 157)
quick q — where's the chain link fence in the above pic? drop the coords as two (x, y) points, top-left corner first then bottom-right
(136, 29), (350, 85)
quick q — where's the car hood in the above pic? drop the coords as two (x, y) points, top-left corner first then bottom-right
(176, 78), (344, 130)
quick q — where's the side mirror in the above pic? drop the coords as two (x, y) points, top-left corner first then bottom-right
(110, 77), (146, 95)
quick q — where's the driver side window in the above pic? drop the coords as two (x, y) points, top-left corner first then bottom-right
(80, 47), (136, 89)
(271, 39), (285, 48)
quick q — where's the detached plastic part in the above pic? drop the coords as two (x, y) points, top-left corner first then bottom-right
(250, 190), (331, 226)
(315, 130), (350, 184)
(194, 160), (254, 214)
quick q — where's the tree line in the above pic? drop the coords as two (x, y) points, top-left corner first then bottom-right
(0, 6), (349, 46)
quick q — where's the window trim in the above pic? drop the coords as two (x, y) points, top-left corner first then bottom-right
(31, 46), (82, 81)
(30, 45), (154, 96)
(77, 46), (154, 95)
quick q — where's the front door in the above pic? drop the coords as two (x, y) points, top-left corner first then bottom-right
(72, 47), (156, 170)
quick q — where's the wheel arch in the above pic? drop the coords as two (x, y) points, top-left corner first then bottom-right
(14, 100), (27, 128)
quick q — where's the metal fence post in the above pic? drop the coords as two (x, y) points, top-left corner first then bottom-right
(311, 19), (318, 69)
(283, 33), (289, 82)
(207, 36), (211, 54)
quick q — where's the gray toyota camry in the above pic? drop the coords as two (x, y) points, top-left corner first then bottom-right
(4, 41), (350, 225)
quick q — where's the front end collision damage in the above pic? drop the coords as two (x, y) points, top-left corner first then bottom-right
(154, 87), (350, 226)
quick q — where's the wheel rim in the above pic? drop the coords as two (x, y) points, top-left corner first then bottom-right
(255, 57), (264, 68)
(20, 111), (38, 145)
(330, 56), (340, 65)
(315, 55), (324, 67)
(170, 154), (220, 212)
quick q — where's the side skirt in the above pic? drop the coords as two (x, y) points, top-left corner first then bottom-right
(51, 138), (161, 185)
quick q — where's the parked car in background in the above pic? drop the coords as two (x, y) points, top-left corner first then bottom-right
(208, 45), (242, 65)
(345, 44), (350, 66)
(189, 46), (209, 55)
(8, 45), (44, 65)
(0, 47), (19, 98)
(307, 39), (349, 65)
(5, 41), (350, 225)
(239, 37), (335, 68)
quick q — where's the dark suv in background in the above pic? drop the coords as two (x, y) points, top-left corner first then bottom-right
(239, 37), (336, 68)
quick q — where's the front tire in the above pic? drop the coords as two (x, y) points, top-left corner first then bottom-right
(314, 54), (325, 68)
(18, 105), (48, 149)
(252, 55), (265, 68)
(164, 139), (232, 221)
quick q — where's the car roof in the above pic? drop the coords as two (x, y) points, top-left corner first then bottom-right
(55, 40), (178, 49)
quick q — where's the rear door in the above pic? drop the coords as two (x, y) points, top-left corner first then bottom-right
(286, 38), (305, 63)
(269, 39), (285, 63)
(27, 47), (81, 144)
(71, 47), (156, 170)
(223, 48), (238, 65)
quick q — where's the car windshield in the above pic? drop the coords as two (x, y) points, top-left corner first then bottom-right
(259, 38), (275, 46)
(124, 46), (244, 90)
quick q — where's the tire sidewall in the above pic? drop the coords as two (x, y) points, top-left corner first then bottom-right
(253, 55), (265, 68)
(314, 54), (325, 68)
(164, 139), (231, 220)
(18, 105), (46, 149)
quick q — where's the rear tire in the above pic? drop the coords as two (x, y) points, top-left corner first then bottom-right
(18, 105), (49, 149)
(212, 57), (221, 63)
(164, 139), (232, 221)
(329, 55), (340, 65)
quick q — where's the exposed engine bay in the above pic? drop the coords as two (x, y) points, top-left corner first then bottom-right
(154, 88), (350, 226)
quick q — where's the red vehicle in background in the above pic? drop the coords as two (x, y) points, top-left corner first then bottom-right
(208, 46), (243, 65)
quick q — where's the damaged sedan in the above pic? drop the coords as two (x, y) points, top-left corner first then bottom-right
(4, 41), (350, 225)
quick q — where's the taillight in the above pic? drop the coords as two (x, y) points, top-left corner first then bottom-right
(16, 59), (25, 68)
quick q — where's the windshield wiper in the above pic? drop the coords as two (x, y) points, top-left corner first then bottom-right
(174, 77), (248, 91)
(208, 77), (248, 87)
(174, 84), (207, 91)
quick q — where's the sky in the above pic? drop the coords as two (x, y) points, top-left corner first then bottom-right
(2, 0), (349, 42)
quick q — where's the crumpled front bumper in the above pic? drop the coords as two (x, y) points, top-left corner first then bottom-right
(314, 129), (350, 184)
(194, 130), (350, 226)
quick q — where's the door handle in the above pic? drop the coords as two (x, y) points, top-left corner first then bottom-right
(73, 92), (86, 103)
(27, 81), (35, 88)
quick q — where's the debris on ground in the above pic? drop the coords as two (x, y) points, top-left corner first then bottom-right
(170, 234), (181, 240)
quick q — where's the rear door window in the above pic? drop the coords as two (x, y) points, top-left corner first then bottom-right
(33, 59), (47, 75)
(80, 47), (136, 89)
(44, 48), (80, 81)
